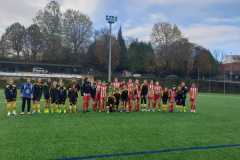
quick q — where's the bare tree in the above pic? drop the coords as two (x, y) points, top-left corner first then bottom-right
(89, 28), (120, 71)
(24, 24), (44, 61)
(34, 1), (62, 35)
(5, 22), (25, 59)
(63, 9), (93, 55)
(151, 22), (184, 74)
(151, 22), (182, 49)
(33, 1), (63, 63)
(0, 34), (12, 58)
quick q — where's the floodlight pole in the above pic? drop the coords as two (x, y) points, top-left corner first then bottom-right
(224, 69), (226, 95)
(108, 22), (112, 83)
(106, 15), (117, 82)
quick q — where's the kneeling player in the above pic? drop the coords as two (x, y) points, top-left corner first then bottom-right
(113, 89), (121, 111)
(5, 79), (17, 116)
(106, 94), (116, 114)
(58, 80), (67, 113)
(32, 79), (43, 114)
(68, 84), (78, 113)
(161, 87), (169, 112)
(189, 83), (198, 113)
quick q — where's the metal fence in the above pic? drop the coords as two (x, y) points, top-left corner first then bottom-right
(0, 71), (239, 94)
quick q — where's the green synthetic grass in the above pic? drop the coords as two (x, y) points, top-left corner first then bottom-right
(0, 91), (240, 160)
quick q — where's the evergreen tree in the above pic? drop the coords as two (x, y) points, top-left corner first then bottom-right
(117, 26), (128, 71)
(128, 40), (155, 73)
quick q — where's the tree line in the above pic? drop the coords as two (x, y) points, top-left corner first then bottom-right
(0, 0), (219, 78)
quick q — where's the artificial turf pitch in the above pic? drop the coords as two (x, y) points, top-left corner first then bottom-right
(0, 91), (239, 160)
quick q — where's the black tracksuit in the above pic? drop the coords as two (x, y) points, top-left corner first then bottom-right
(5, 85), (17, 102)
(58, 86), (67, 105)
(91, 85), (97, 99)
(50, 87), (59, 104)
(114, 92), (121, 109)
(175, 90), (183, 106)
(181, 86), (188, 107)
(121, 89), (128, 102)
(141, 84), (148, 104)
(33, 83), (42, 101)
(68, 88), (78, 105)
(162, 91), (169, 104)
(43, 82), (51, 100)
(81, 81), (92, 96)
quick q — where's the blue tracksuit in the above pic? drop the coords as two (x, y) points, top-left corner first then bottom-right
(21, 83), (33, 99)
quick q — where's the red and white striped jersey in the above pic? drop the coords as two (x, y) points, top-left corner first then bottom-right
(112, 82), (120, 90)
(134, 83), (141, 97)
(169, 90), (176, 102)
(119, 83), (123, 90)
(149, 83), (154, 96)
(128, 83), (134, 92)
(127, 82), (134, 96)
(96, 84), (101, 93)
(154, 85), (162, 95)
(189, 87), (198, 99)
(100, 85), (107, 98)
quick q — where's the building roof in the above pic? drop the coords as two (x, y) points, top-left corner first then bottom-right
(223, 55), (240, 64)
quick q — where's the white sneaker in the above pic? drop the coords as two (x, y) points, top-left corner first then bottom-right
(158, 109), (161, 112)
(7, 112), (11, 117)
(147, 109), (151, 112)
(27, 112), (31, 115)
(20, 112), (25, 115)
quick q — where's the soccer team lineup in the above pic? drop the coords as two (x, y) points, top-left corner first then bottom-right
(5, 77), (198, 116)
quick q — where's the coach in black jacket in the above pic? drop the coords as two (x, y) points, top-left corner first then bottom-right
(81, 78), (92, 112)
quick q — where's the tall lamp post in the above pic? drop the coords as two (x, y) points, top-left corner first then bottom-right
(106, 15), (117, 82)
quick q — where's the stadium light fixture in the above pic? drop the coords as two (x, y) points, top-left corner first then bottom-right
(106, 15), (117, 82)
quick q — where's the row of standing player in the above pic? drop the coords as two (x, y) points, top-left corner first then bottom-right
(4, 77), (198, 116)
(5, 78), (82, 116)
(89, 78), (198, 113)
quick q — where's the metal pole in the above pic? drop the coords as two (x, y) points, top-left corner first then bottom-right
(197, 67), (200, 86)
(224, 70), (226, 95)
(108, 23), (112, 82)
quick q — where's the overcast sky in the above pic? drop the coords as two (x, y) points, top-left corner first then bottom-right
(0, 0), (239, 54)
